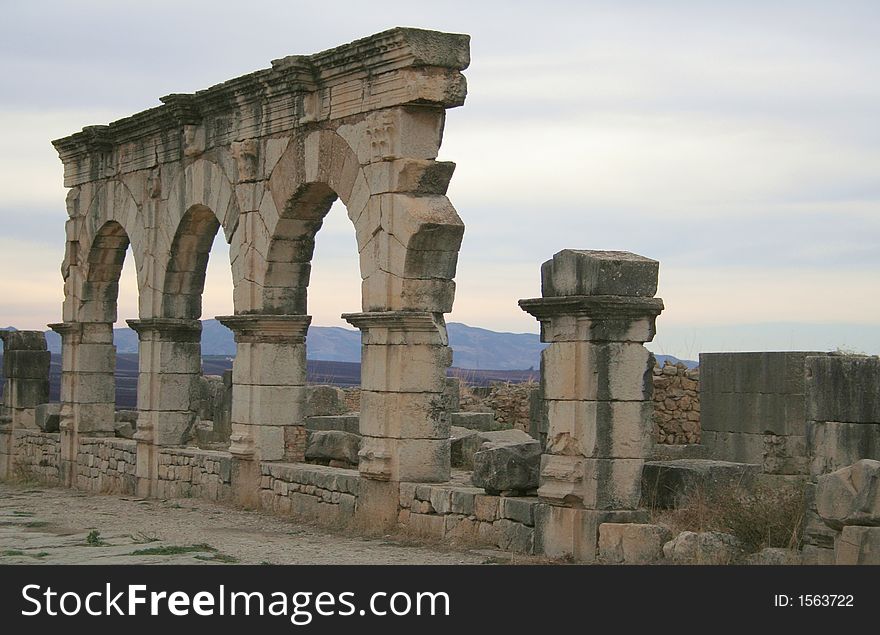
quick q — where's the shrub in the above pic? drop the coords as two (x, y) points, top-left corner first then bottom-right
(656, 480), (805, 553)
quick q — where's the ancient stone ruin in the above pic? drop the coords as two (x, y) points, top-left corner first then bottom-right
(2, 27), (879, 564)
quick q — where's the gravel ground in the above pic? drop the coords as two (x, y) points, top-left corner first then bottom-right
(0, 482), (534, 565)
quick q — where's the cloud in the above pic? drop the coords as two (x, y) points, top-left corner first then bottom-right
(0, 1), (878, 358)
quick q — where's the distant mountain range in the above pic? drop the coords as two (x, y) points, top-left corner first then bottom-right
(34, 320), (694, 370)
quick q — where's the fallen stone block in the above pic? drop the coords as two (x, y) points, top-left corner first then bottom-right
(35, 402), (61, 433)
(816, 459), (880, 529)
(114, 421), (136, 439)
(472, 440), (541, 495)
(662, 531), (743, 564)
(835, 526), (880, 565)
(641, 459), (760, 509)
(598, 523), (672, 564)
(305, 430), (361, 465)
(452, 427), (536, 470)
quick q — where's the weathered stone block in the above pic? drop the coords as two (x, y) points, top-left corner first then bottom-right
(745, 547), (802, 565)
(544, 399), (653, 459)
(305, 430), (361, 465)
(304, 385), (348, 417)
(473, 494), (498, 521)
(662, 531), (743, 564)
(449, 488), (477, 515)
(541, 249), (659, 298)
(835, 526), (880, 565)
(598, 523), (672, 564)
(452, 427), (535, 470)
(542, 342), (652, 401)
(495, 518), (535, 554)
(807, 421), (880, 477)
(359, 390), (448, 439)
(472, 441), (540, 495)
(806, 355), (880, 424)
(407, 512), (446, 540)
(815, 459), (880, 529)
(35, 403), (61, 433)
(359, 436), (450, 483)
(499, 496), (537, 526)
(538, 455), (644, 509)
(533, 504), (648, 562)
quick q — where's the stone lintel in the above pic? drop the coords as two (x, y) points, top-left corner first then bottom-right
(216, 314), (311, 343)
(519, 295), (664, 321)
(126, 318), (201, 342)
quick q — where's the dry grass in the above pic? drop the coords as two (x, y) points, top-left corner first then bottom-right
(654, 480), (806, 554)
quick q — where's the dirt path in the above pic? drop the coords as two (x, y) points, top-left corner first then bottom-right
(0, 483), (527, 565)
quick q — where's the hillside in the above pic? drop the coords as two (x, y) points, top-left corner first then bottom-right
(38, 320), (694, 370)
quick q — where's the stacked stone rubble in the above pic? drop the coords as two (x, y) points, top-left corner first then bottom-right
(652, 361), (700, 444)
(520, 249), (663, 561)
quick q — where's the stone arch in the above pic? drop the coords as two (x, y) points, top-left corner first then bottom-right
(71, 180), (146, 324)
(160, 158), (239, 318)
(80, 220), (131, 324)
(261, 181), (337, 314)
(160, 205), (222, 320)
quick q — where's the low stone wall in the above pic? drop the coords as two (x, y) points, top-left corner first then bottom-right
(258, 462), (359, 527)
(75, 437), (137, 493)
(398, 480), (537, 554)
(652, 362), (700, 444)
(11, 429), (61, 483)
(156, 448), (234, 501)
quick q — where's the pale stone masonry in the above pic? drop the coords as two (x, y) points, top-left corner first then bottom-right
(0, 331), (51, 480)
(519, 250), (663, 561)
(49, 27), (469, 494)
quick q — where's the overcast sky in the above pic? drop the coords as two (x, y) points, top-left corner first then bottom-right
(0, 0), (878, 360)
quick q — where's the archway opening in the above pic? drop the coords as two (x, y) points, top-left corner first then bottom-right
(80, 220), (135, 430)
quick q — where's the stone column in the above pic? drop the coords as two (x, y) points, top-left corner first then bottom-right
(216, 314), (311, 463)
(1, 331), (51, 480)
(0, 330), (51, 429)
(126, 318), (201, 497)
(47, 323), (115, 485)
(342, 311), (451, 483)
(519, 250), (663, 561)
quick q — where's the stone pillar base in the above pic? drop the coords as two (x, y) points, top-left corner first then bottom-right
(534, 504), (648, 562)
